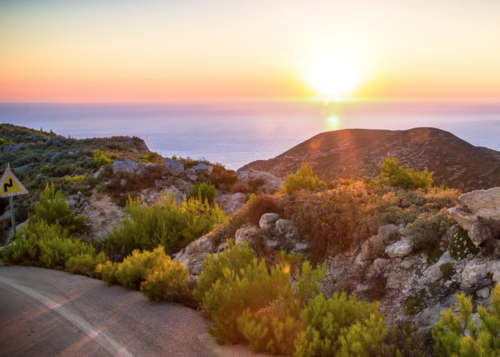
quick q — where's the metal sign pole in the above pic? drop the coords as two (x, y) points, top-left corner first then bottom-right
(9, 196), (16, 238)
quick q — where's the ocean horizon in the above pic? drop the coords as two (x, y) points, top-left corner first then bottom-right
(1, 100), (500, 170)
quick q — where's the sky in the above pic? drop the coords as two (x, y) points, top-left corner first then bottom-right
(1, 0), (500, 103)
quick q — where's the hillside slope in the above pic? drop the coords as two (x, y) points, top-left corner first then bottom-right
(239, 127), (500, 191)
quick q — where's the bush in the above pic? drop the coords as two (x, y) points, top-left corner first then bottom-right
(66, 251), (108, 277)
(381, 154), (433, 189)
(247, 195), (282, 226)
(378, 322), (431, 357)
(30, 182), (87, 235)
(449, 227), (479, 260)
(405, 289), (427, 315)
(211, 165), (237, 189)
(104, 193), (228, 259)
(294, 293), (386, 357)
(440, 262), (454, 281)
(281, 162), (322, 195)
(2, 219), (95, 269)
(432, 285), (500, 356)
(195, 241), (326, 353)
(140, 152), (163, 163)
(189, 182), (217, 205)
(93, 149), (117, 168)
(64, 175), (85, 183)
(96, 246), (192, 304)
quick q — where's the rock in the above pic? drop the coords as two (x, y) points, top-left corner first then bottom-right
(419, 264), (443, 285)
(215, 193), (246, 214)
(120, 179), (127, 187)
(437, 251), (456, 265)
(368, 258), (391, 277)
(3, 144), (22, 153)
(0, 211), (11, 224)
(470, 222), (497, 246)
(461, 259), (490, 288)
(14, 163), (33, 172)
(477, 287), (490, 299)
(378, 224), (400, 242)
(94, 166), (105, 178)
(236, 170), (283, 195)
(267, 219), (310, 252)
(235, 225), (261, 246)
(66, 198), (78, 208)
(164, 159), (184, 176)
(448, 187), (500, 246)
(45, 136), (62, 147)
(259, 213), (280, 229)
(163, 186), (184, 205)
(401, 255), (420, 270)
(356, 234), (386, 265)
(385, 238), (414, 258)
(173, 235), (214, 276)
(111, 160), (139, 175)
(193, 163), (213, 176)
(184, 168), (198, 182)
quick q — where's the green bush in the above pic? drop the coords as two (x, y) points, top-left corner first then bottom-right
(281, 162), (322, 195)
(96, 246), (192, 304)
(440, 262), (454, 281)
(189, 182), (217, 205)
(140, 151), (163, 163)
(195, 241), (326, 354)
(40, 165), (50, 173)
(449, 228), (479, 260)
(30, 182), (87, 235)
(405, 289), (427, 315)
(2, 219), (94, 269)
(294, 293), (386, 357)
(104, 193), (227, 259)
(432, 285), (500, 356)
(64, 175), (85, 183)
(66, 252), (108, 277)
(93, 149), (118, 168)
(381, 154), (433, 189)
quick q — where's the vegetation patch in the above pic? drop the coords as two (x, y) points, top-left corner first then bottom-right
(449, 227), (479, 260)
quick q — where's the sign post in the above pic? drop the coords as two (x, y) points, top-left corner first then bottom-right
(0, 163), (28, 238)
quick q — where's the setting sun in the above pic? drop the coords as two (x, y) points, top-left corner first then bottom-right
(304, 55), (365, 99)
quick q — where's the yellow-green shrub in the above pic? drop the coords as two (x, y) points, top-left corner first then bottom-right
(432, 285), (500, 357)
(105, 193), (227, 259)
(195, 240), (325, 353)
(294, 293), (386, 357)
(2, 219), (94, 269)
(93, 149), (118, 168)
(281, 162), (322, 195)
(64, 175), (85, 183)
(140, 151), (163, 163)
(96, 246), (191, 303)
(381, 154), (433, 189)
(66, 251), (108, 277)
(190, 182), (217, 205)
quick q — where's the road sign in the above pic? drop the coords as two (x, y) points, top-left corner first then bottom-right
(0, 167), (28, 198)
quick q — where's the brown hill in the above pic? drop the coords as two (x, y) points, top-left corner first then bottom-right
(238, 127), (500, 191)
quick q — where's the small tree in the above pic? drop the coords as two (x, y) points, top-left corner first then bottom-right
(380, 154), (433, 189)
(281, 162), (322, 195)
(30, 182), (87, 234)
(432, 285), (500, 356)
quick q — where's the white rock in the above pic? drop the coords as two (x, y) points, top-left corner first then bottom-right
(385, 238), (414, 258)
(477, 287), (490, 299)
(235, 225), (261, 245)
(173, 235), (213, 276)
(236, 170), (283, 195)
(215, 193), (246, 214)
(259, 213), (280, 229)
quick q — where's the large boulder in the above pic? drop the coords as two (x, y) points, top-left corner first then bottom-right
(236, 170), (283, 194)
(164, 159), (184, 176)
(173, 235), (214, 277)
(193, 163), (213, 176)
(215, 193), (246, 214)
(235, 225), (261, 246)
(111, 160), (139, 175)
(448, 187), (500, 246)
(461, 258), (500, 288)
(259, 213), (280, 229)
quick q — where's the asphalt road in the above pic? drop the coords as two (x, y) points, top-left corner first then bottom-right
(0, 266), (265, 357)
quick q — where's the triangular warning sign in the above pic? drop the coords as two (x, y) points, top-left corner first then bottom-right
(0, 168), (28, 197)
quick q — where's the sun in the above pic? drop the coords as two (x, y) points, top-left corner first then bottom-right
(304, 55), (365, 99)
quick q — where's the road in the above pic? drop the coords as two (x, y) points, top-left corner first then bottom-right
(0, 266), (264, 357)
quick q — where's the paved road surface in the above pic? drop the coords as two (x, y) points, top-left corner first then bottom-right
(0, 266), (265, 357)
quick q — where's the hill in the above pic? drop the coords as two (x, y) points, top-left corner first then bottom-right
(238, 127), (500, 191)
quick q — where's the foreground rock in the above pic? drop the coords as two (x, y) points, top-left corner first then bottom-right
(236, 170), (283, 194)
(448, 187), (500, 246)
(215, 193), (246, 214)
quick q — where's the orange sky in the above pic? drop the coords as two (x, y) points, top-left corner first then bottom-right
(1, 0), (500, 103)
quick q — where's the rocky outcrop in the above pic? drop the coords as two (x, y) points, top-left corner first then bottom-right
(448, 187), (500, 246)
(173, 235), (215, 277)
(111, 160), (139, 175)
(236, 170), (283, 194)
(193, 163), (213, 176)
(3, 144), (22, 153)
(259, 213), (280, 229)
(215, 193), (246, 214)
(164, 159), (184, 176)
(385, 238), (414, 258)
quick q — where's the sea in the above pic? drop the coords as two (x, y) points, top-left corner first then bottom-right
(1, 100), (500, 170)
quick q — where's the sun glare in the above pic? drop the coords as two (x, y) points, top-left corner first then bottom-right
(327, 115), (340, 131)
(304, 55), (365, 99)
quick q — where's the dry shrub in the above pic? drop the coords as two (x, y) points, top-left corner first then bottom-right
(248, 195), (283, 226)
